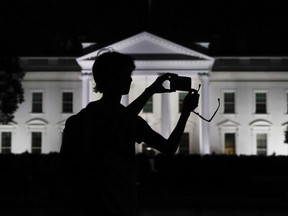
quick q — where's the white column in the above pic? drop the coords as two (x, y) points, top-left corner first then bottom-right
(81, 73), (90, 108)
(199, 73), (210, 154)
(121, 95), (129, 106)
(161, 93), (171, 138)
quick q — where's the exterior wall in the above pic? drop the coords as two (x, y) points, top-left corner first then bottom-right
(5, 69), (288, 155)
(2, 55), (288, 156)
(10, 71), (82, 153)
(209, 71), (288, 155)
(3, 69), (201, 155)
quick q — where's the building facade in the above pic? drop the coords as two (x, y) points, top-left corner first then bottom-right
(1, 32), (288, 155)
(210, 57), (288, 155)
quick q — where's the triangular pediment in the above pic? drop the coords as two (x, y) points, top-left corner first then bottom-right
(78, 31), (213, 61)
(218, 120), (240, 127)
(77, 31), (214, 74)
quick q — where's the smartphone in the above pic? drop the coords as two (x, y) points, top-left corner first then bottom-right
(170, 76), (191, 91)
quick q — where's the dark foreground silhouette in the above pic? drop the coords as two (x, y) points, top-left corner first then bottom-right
(1, 153), (288, 216)
(60, 50), (199, 216)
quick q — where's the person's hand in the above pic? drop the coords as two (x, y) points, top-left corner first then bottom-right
(182, 90), (199, 113)
(147, 73), (177, 94)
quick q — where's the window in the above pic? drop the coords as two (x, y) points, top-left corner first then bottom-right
(143, 97), (153, 113)
(31, 132), (42, 154)
(255, 92), (267, 114)
(62, 92), (73, 113)
(224, 133), (236, 155)
(224, 92), (235, 114)
(286, 93), (288, 113)
(250, 120), (271, 155)
(1, 132), (12, 154)
(256, 133), (267, 156)
(179, 132), (190, 154)
(179, 92), (186, 113)
(32, 92), (43, 113)
(219, 120), (239, 155)
(27, 119), (46, 154)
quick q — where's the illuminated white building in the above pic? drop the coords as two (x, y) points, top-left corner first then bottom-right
(1, 32), (288, 155)
(210, 57), (288, 155)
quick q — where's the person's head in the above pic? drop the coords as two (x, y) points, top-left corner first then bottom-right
(92, 48), (135, 95)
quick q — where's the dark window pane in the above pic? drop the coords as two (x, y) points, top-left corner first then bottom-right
(1, 132), (12, 154)
(286, 93), (288, 113)
(32, 132), (42, 154)
(32, 92), (43, 113)
(224, 93), (235, 114)
(179, 133), (189, 154)
(225, 133), (236, 155)
(143, 97), (153, 113)
(62, 92), (73, 113)
(255, 93), (267, 114)
(179, 93), (186, 113)
(257, 134), (267, 156)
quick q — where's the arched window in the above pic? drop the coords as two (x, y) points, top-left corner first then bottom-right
(218, 120), (239, 155)
(26, 119), (48, 154)
(250, 120), (272, 156)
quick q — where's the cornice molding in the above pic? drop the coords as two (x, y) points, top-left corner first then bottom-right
(23, 71), (80, 81)
(210, 71), (288, 81)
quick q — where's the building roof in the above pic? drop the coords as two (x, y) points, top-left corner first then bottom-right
(212, 57), (288, 72)
(19, 57), (81, 72)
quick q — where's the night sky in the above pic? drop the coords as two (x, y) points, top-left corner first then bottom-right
(1, 0), (288, 56)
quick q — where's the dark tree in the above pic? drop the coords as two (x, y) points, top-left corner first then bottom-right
(0, 57), (25, 124)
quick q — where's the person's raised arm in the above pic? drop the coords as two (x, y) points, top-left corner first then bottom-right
(126, 73), (176, 116)
(141, 91), (199, 155)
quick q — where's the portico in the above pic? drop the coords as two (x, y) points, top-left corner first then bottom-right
(76, 32), (214, 154)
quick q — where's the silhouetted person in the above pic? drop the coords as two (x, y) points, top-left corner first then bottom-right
(60, 49), (199, 216)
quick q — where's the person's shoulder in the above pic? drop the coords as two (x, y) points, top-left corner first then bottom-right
(69, 109), (84, 119)
(67, 101), (99, 119)
(65, 106), (88, 125)
(85, 101), (102, 111)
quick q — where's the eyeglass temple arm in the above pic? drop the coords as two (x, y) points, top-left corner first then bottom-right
(192, 98), (220, 122)
(191, 84), (221, 122)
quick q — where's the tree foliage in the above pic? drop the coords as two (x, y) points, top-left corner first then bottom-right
(0, 57), (25, 124)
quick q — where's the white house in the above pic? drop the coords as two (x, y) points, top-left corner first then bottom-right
(1, 32), (288, 155)
(210, 57), (288, 155)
